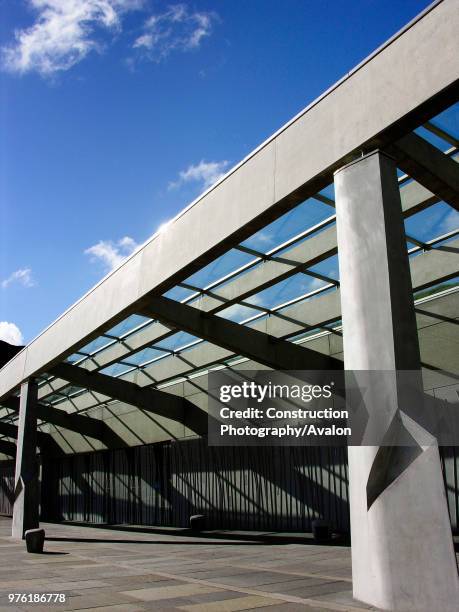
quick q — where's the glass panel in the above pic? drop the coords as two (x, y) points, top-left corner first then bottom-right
(308, 254), (340, 281)
(43, 384), (86, 403)
(79, 336), (114, 355)
(217, 303), (261, 323)
(184, 249), (254, 290)
(288, 327), (323, 342)
(155, 331), (200, 352)
(404, 202), (458, 242)
(107, 314), (151, 338)
(274, 220), (336, 260)
(318, 184), (335, 202)
(415, 126), (451, 151)
(124, 346), (166, 367)
(62, 385), (85, 397)
(430, 103), (459, 140)
(43, 393), (65, 404)
(245, 272), (328, 310)
(241, 198), (333, 252)
(163, 286), (196, 302)
(414, 276), (459, 300)
(65, 353), (85, 363)
(100, 362), (134, 377)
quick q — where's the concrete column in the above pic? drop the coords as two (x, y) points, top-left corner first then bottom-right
(334, 151), (458, 611)
(11, 379), (39, 539)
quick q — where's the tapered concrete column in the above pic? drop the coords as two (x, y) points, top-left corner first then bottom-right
(11, 379), (39, 539)
(334, 151), (458, 611)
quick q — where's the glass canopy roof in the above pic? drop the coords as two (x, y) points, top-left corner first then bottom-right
(0, 101), (458, 438)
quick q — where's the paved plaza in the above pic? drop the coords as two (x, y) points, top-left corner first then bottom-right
(0, 516), (378, 612)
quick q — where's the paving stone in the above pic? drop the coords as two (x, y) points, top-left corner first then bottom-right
(180, 568), (257, 580)
(260, 578), (340, 593)
(177, 594), (281, 611)
(122, 584), (223, 601)
(280, 581), (351, 599)
(139, 590), (249, 608)
(103, 573), (174, 587)
(253, 606), (330, 612)
(59, 591), (141, 611)
(65, 606), (146, 612)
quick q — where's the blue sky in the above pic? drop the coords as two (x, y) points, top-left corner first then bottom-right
(0, 0), (453, 345)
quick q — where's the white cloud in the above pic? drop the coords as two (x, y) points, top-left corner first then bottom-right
(0, 322), (24, 345)
(252, 231), (275, 247)
(1, 0), (142, 76)
(169, 159), (230, 191)
(133, 4), (216, 60)
(1, 268), (35, 289)
(85, 235), (139, 271)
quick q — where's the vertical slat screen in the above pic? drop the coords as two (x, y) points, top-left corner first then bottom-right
(0, 442), (457, 533)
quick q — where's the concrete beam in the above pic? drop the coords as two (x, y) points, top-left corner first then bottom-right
(1, 0), (457, 401)
(2, 396), (127, 448)
(139, 296), (343, 371)
(12, 380), (39, 539)
(334, 150), (458, 611)
(50, 362), (209, 435)
(387, 133), (459, 210)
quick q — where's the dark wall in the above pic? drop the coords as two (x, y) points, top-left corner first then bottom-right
(40, 440), (350, 532)
(0, 460), (14, 516)
(1, 441), (458, 534)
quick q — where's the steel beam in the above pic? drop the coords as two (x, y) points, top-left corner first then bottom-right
(138, 296), (343, 371)
(387, 133), (459, 210)
(2, 396), (126, 448)
(0, 422), (62, 456)
(0, 421), (23, 439)
(0, 420), (58, 449)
